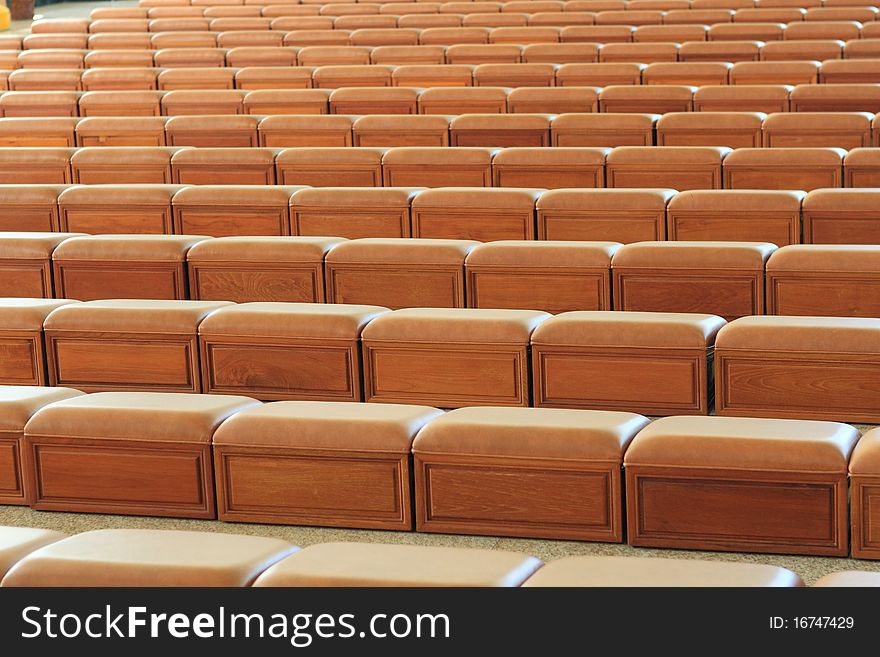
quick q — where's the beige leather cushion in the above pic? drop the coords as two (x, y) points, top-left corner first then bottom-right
(668, 189), (805, 212)
(451, 113), (552, 130)
(187, 236), (345, 263)
(524, 556), (803, 587)
(165, 115), (260, 132)
(24, 391), (259, 443)
(412, 187), (543, 209)
(0, 185), (70, 205)
(0, 386), (84, 432)
(382, 146), (497, 165)
(362, 307), (550, 343)
(172, 185), (301, 206)
(275, 147), (385, 165)
(52, 235), (209, 261)
(326, 238), (479, 264)
(413, 406), (648, 461)
(0, 232), (85, 259)
(353, 115), (450, 132)
(531, 310), (726, 348)
(1, 529), (296, 587)
(213, 400), (442, 452)
(0, 526), (67, 579)
(814, 571), (880, 587)
(624, 415), (859, 472)
(658, 112), (765, 131)
(803, 189), (880, 212)
(291, 187), (422, 207)
(0, 298), (79, 331)
(71, 147), (185, 165)
(716, 315), (880, 353)
(723, 147), (847, 166)
(848, 427), (880, 475)
(612, 241), (777, 268)
(43, 299), (233, 333)
(199, 302), (389, 339)
(536, 188), (675, 211)
(492, 147), (610, 166)
(253, 542), (542, 587)
(58, 184), (185, 206)
(171, 148), (278, 166)
(552, 113), (659, 131)
(465, 240), (619, 267)
(767, 245), (880, 273)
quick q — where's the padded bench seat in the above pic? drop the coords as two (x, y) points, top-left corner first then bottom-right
(0, 186), (69, 234)
(850, 427), (880, 560)
(0, 526), (68, 580)
(0, 232), (83, 298)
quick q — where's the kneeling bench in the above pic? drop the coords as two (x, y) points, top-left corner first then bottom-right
(23, 392), (259, 518)
(213, 401), (442, 529)
(1, 528), (296, 587)
(624, 415), (858, 556)
(523, 556), (804, 587)
(715, 316), (880, 423)
(361, 308), (550, 408)
(412, 406), (648, 541)
(0, 298), (79, 387)
(252, 542), (542, 587)
(849, 427), (880, 560)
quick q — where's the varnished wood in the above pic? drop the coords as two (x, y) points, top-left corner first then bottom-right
(172, 163), (276, 186)
(24, 436), (215, 518)
(414, 453), (623, 542)
(0, 332), (48, 386)
(767, 272), (880, 317)
(411, 207), (536, 241)
(533, 345), (712, 416)
(173, 205), (290, 237)
(214, 445), (412, 530)
(851, 477), (880, 560)
(259, 129), (352, 148)
(72, 163), (170, 185)
(0, 162), (71, 184)
(0, 260), (54, 298)
(0, 203), (60, 232)
(613, 269), (764, 320)
(607, 163), (722, 191)
(382, 163), (491, 188)
(466, 267), (611, 313)
(626, 465), (849, 556)
(168, 131), (259, 148)
(667, 208), (800, 246)
(449, 129), (550, 148)
(276, 162), (380, 187)
(537, 206), (666, 243)
(292, 204), (411, 238)
(353, 130), (448, 148)
(724, 165), (841, 191)
(325, 263), (466, 309)
(845, 167), (880, 188)
(0, 430), (25, 505)
(552, 126), (653, 147)
(58, 203), (173, 234)
(52, 262), (188, 301)
(189, 261), (325, 302)
(803, 208), (880, 244)
(716, 348), (880, 423)
(492, 162), (604, 189)
(200, 335), (363, 401)
(362, 342), (531, 408)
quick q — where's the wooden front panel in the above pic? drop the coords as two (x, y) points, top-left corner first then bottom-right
(716, 351), (880, 422)
(168, 133), (258, 148)
(0, 333), (45, 386)
(0, 165), (71, 184)
(668, 211), (799, 246)
(383, 165), (491, 188)
(412, 209), (535, 241)
(450, 130), (550, 148)
(724, 167), (841, 191)
(765, 132), (869, 150)
(246, 101), (326, 114)
(419, 102), (504, 115)
(608, 165), (720, 191)
(260, 131), (351, 148)
(767, 274), (880, 317)
(614, 270), (762, 320)
(78, 132), (166, 147)
(658, 131), (760, 149)
(415, 454), (621, 541)
(215, 447), (411, 530)
(202, 338), (361, 401)
(0, 262), (52, 297)
(538, 209), (665, 243)
(354, 132), (447, 148)
(846, 169), (880, 188)
(601, 101), (691, 114)
(626, 466), (848, 556)
(0, 206), (59, 232)
(364, 344), (530, 407)
(47, 334), (199, 393)
(53, 263), (186, 301)
(173, 207), (289, 237)
(189, 263), (323, 302)
(493, 166), (603, 189)
(0, 432), (24, 505)
(804, 212), (880, 245)
(74, 166), (170, 185)
(326, 265), (465, 309)
(60, 205), (173, 234)
(277, 166), (380, 187)
(330, 102), (415, 115)
(533, 347), (709, 415)
(26, 438), (214, 518)
(0, 135), (74, 147)
(173, 166), (276, 186)
(554, 130), (653, 147)
(293, 207), (410, 238)
(695, 100), (788, 113)
(467, 268), (610, 313)
(851, 477), (880, 560)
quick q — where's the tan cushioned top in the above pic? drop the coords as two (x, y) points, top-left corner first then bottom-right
(79, 92), (163, 108)
(763, 111), (873, 129)
(551, 114), (660, 130)
(792, 84), (880, 100)
(290, 187), (423, 206)
(1, 529), (295, 587)
(0, 526), (68, 579)
(492, 147), (610, 165)
(523, 556), (802, 587)
(71, 147), (186, 164)
(536, 188), (675, 210)
(353, 115), (452, 131)
(165, 115), (259, 131)
(213, 400), (442, 451)
(259, 115), (354, 131)
(0, 185), (70, 204)
(252, 542), (542, 587)
(187, 236), (345, 262)
(668, 189), (805, 212)
(606, 146), (731, 164)
(814, 571), (880, 588)
(199, 302), (389, 339)
(74, 117), (168, 132)
(0, 298), (79, 331)
(623, 415), (859, 472)
(723, 147), (847, 165)
(695, 85), (793, 100)
(171, 148), (278, 165)
(0, 232), (85, 258)
(329, 87), (418, 101)
(612, 241), (776, 268)
(52, 235), (209, 261)
(848, 427), (880, 475)
(326, 238), (479, 264)
(382, 146), (498, 165)
(509, 86), (601, 100)
(803, 189), (880, 212)
(24, 391), (259, 443)
(0, 118), (79, 133)
(0, 148), (75, 163)
(58, 184), (185, 205)
(0, 386), (84, 432)
(411, 187), (544, 208)
(843, 147), (880, 164)
(767, 245), (880, 272)
(362, 307), (550, 343)
(413, 406), (648, 461)
(43, 299), (234, 333)
(531, 310), (725, 347)
(171, 185), (300, 205)
(450, 113), (553, 130)
(716, 315), (880, 352)
(276, 147), (386, 164)
(601, 85), (697, 100)
(418, 87), (508, 101)
(465, 240), (620, 267)
(658, 112), (766, 129)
